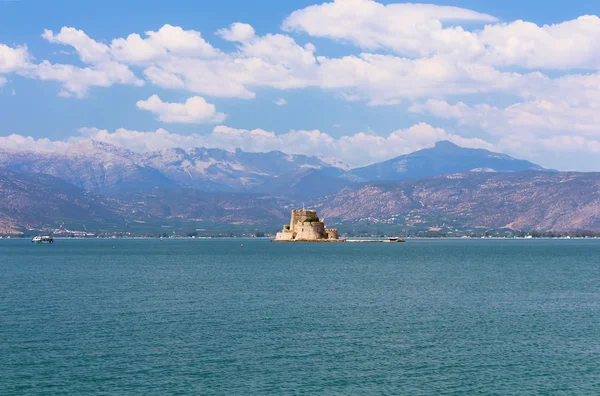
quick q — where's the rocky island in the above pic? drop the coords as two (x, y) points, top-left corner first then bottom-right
(274, 209), (341, 242)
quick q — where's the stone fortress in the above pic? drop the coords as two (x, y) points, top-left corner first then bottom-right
(274, 209), (340, 242)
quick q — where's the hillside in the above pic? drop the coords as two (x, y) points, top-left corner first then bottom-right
(0, 167), (125, 231)
(317, 172), (600, 232)
(251, 167), (352, 199)
(0, 167), (293, 233)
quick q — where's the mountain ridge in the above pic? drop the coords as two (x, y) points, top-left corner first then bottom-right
(347, 140), (548, 183)
(2, 140), (599, 234)
(0, 141), (348, 194)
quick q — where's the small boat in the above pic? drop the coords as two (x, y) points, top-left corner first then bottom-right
(32, 236), (54, 244)
(388, 237), (406, 243)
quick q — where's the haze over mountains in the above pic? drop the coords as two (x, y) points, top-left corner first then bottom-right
(1, 140), (599, 234)
(348, 141), (548, 182)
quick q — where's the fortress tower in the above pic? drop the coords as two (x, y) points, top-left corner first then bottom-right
(274, 209), (340, 242)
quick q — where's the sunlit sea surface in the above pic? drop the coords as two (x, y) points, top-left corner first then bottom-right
(1, 238), (599, 395)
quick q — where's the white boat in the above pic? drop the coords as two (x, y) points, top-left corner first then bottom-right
(32, 236), (54, 244)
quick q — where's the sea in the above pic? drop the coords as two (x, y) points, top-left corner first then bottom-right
(1, 238), (599, 395)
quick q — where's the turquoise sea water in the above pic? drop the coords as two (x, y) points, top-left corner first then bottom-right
(1, 238), (599, 395)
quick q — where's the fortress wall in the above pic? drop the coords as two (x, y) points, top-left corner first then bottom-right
(295, 221), (327, 240)
(289, 210), (318, 233)
(275, 230), (295, 240)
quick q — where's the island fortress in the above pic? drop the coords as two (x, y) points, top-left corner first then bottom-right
(274, 209), (340, 242)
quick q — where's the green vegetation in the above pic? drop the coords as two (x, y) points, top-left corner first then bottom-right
(304, 216), (320, 223)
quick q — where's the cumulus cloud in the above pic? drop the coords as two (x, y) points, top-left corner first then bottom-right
(6, 5), (600, 104)
(37, 23), (318, 99)
(28, 60), (144, 98)
(412, 96), (600, 137)
(110, 24), (219, 63)
(42, 27), (111, 63)
(217, 22), (256, 42)
(274, 98), (287, 106)
(283, 0), (496, 57)
(0, 44), (30, 73)
(283, 0), (600, 70)
(316, 53), (543, 104)
(136, 94), (227, 124)
(0, 31), (144, 97)
(0, 134), (74, 152)
(479, 16), (600, 69)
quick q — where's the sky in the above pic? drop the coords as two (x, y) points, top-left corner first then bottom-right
(2, 0), (600, 169)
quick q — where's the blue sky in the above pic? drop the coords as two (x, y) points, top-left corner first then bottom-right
(2, 0), (600, 169)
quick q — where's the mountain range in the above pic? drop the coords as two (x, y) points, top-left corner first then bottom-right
(1, 140), (599, 234)
(0, 140), (345, 194)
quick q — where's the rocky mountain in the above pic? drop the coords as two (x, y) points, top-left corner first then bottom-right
(347, 141), (548, 182)
(0, 166), (292, 233)
(317, 171), (600, 232)
(0, 141), (176, 195)
(0, 141), (346, 194)
(0, 166), (124, 232)
(144, 147), (345, 192)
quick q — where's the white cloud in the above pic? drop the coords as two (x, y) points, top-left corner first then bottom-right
(0, 77), (6, 87)
(27, 60), (144, 98)
(4, 2), (600, 104)
(283, 0), (600, 71)
(412, 96), (600, 137)
(143, 58), (257, 98)
(0, 134), (73, 152)
(479, 16), (600, 69)
(37, 27), (145, 96)
(217, 23), (256, 43)
(283, 0), (496, 57)
(42, 27), (111, 63)
(274, 98), (287, 106)
(316, 53), (541, 104)
(110, 24), (218, 64)
(0, 44), (30, 73)
(11, 8), (600, 104)
(136, 94), (226, 124)
(37, 23), (320, 99)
